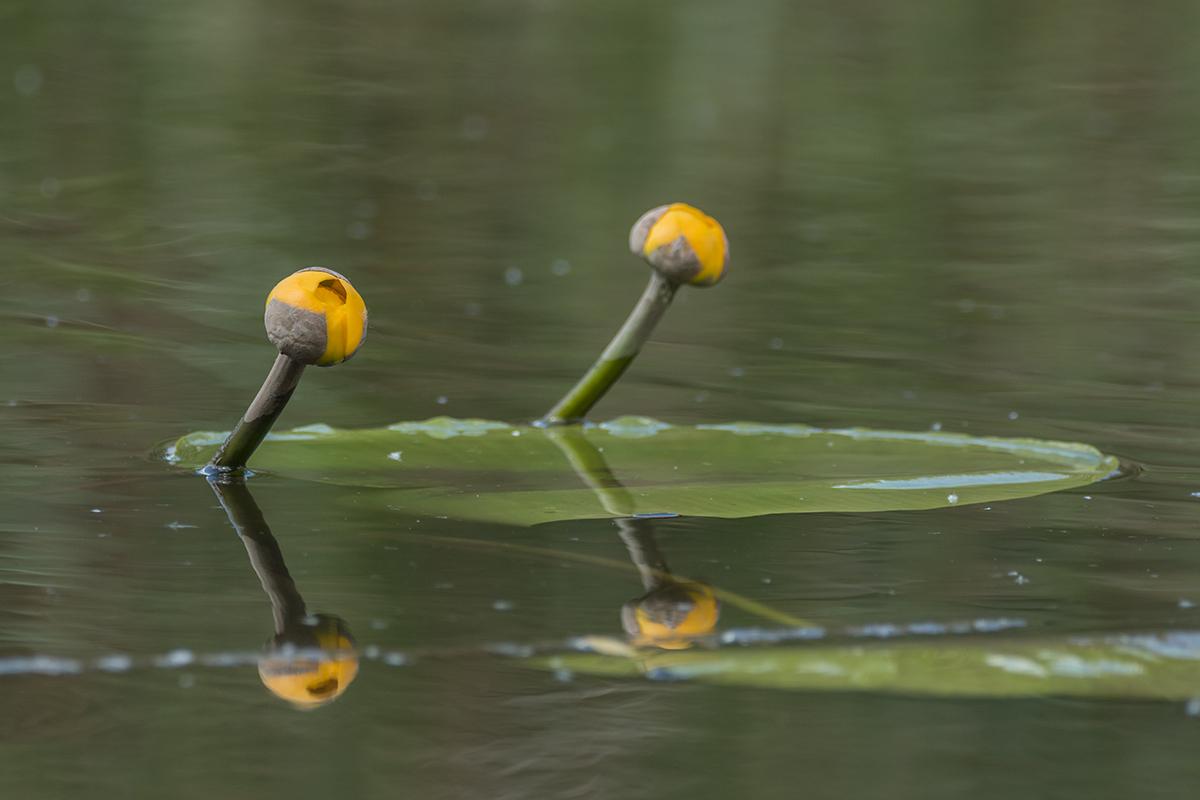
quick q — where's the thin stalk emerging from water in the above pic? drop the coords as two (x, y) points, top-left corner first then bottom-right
(539, 203), (728, 426)
(207, 267), (367, 474)
(210, 353), (307, 471)
(542, 272), (677, 425)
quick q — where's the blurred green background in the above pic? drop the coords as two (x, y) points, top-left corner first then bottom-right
(5, 1), (1200, 798)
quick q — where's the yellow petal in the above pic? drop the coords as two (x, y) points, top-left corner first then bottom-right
(266, 268), (368, 366)
(641, 204), (728, 286)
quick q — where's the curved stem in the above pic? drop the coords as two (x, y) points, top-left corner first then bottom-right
(209, 353), (306, 472)
(540, 271), (678, 425)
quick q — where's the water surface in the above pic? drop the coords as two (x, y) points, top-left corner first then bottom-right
(5, 1), (1200, 798)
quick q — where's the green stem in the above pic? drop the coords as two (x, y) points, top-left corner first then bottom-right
(209, 353), (306, 472)
(540, 271), (677, 425)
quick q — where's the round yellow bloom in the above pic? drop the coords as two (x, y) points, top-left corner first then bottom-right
(629, 203), (728, 287)
(259, 617), (359, 709)
(623, 582), (721, 650)
(265, 268), (368, 366)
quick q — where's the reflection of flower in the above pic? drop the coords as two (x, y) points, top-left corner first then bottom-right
(265, 268), (368, 366)
(258, 614), (359, 709)
(629, 203), (728, 287)
(623, 581), (721, 650)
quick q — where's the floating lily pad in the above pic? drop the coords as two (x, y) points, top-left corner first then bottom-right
(533, 630), (1200, 700)
(164, 416), (1120, 526)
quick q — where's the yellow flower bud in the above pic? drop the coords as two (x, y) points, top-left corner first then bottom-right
(629, 203), (728, 287)
(622, 582), (721, 650)
(265, 268), (368, 366)
(258, 616), (359, 708)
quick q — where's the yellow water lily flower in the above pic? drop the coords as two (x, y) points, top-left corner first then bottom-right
(629, 203), (729, 287)
(540, 203), (730, 423)
(624, 581), (721, 650)
(265, 267), (368, 366)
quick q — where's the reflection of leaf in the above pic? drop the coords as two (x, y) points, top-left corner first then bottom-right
(535, 631), (1200, 700)
(164, 416), (1120, 526)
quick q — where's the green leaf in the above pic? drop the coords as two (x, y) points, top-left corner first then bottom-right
(533, 630), (1200, 700)
(164, 416), (1121, 526)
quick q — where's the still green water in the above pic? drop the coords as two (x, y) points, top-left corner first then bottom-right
(6, 0), (1200, 797)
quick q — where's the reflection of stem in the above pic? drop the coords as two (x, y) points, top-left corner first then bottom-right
(210, 353), (306, 473)
(541, 425), (636, 516)
(542, 423), (813, 628)
(208, 475), (307, 633)
(208, 474), (357, 708)
(540, 271), (677, 424)
(614, 517), (670, 591)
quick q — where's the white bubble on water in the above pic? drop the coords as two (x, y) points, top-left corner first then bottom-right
(94, 654), (133, 672)
(156, 649), (194, 668)
(0, 656), (82, 676)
